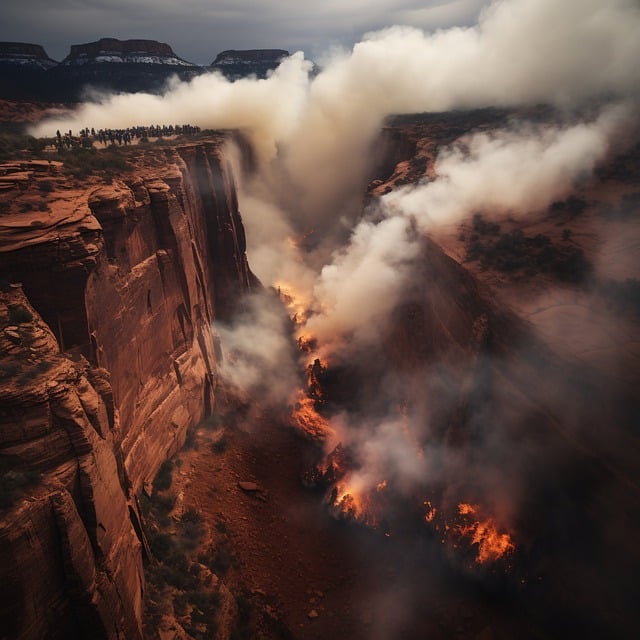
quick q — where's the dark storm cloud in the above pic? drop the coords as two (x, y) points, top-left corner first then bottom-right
(0, 0), (485, 64)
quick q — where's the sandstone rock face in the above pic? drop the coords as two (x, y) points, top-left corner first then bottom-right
(0, 137), (255, 638)
(0, 287), (143, 639)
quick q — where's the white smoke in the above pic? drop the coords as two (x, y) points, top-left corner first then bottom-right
(302, 102), (636, 355)
(214, 290), (300, 406)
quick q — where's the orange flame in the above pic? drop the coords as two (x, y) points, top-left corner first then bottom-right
(423, 500), (437, 523)
(331, 483), (380, 528)
(290, 391), (333, 441)
(275, 281), (309, 325)
(454, 503), (515, 564)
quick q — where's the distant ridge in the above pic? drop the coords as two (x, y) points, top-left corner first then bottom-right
(211, 49), (290, 79)
(62, 38), (196, 67)
(0, 41), (311, 101)
(0, 42), (58, 69)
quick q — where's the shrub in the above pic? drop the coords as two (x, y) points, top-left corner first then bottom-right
(149, 532), (174, 561)
(181, 507), (202, 523)
(60, 147), (132, 177)
(152, 492), (176, 514)
(153, 460), (173, 492)
(183, 428), (198, 450)
(211, 436), (228, 454)
(0, 132), (49, 160)
(212, 544), (235, 575)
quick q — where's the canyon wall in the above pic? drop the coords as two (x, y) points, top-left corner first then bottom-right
(0, 138), (255, 638)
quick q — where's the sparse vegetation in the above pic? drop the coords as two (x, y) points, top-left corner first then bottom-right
(59, 146), (132, 178)
(0, 132), (50, 160)
(211, 435), (228, 454)
(548, 195), (587, 218)
(153, 460), (173, 492)
(466, 216), (591, 283)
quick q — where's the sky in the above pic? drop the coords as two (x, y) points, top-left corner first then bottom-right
(0, 0), (487, 65)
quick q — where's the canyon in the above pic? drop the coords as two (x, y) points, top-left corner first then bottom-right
(0, 135), (256, 637)
(0, 105), (638, 639)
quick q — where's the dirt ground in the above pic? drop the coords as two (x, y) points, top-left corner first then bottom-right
(161, 407), (511, 640)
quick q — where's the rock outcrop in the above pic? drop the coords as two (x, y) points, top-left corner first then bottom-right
(0, 136), (255, 638)
(0, 42), (58, 69)
(62, 38), (196, 67)
(0, 37), (202, 101)
(211, 49), (290, 79)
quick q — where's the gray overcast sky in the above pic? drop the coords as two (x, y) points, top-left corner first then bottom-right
(0, 0), (487, 65)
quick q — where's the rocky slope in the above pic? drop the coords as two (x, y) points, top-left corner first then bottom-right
(0, 136), (255, 638)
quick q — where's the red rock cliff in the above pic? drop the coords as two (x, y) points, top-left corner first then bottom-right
(0, 137), (255, 638)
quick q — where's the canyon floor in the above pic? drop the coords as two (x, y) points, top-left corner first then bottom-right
(146, 404), (526, 640)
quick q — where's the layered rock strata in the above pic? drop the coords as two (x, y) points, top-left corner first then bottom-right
(0, 137), (254, 637)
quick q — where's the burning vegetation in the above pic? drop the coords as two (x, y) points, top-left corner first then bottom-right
(446, 503), (515, 565)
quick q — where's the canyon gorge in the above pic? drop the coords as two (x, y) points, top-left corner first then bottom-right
(0, 109), (638, 639)
(1, 1), (639, 638)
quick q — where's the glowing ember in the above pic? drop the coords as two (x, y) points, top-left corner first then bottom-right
(423, 500), (437, 523)
(454, 503), (515, 564)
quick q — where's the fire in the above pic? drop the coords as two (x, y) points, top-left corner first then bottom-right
(275, 281), (309, 324)
(453, 503), (515, 564)
(330, 482), (380, 528)
(290, 391), (333, 441)
(423, 500), (437, 523)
